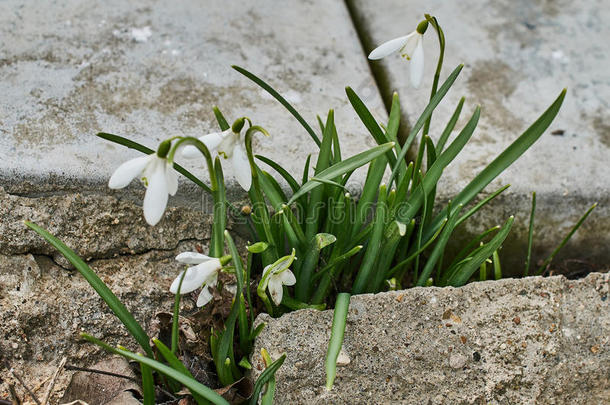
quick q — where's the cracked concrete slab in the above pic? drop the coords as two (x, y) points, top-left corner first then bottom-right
(251, 273), (610, 404)
(0, 0), (384, 198)
(347, 0), (610, 268)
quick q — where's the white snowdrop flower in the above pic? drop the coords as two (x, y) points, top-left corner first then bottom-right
(261, 250), (297, 306)
(169, 252), (223, 307)
(182, 125), (251, 191)
(108, 141), (177, 226)
(368, 20), (428, 88)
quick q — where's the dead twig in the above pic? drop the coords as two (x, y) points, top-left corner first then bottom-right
(4, 361), (41, 405)
(41, 356), (67, 405)
(63, 365), (137, 382)
(63, 364), (177, 401)
(8, 383), (21, 405)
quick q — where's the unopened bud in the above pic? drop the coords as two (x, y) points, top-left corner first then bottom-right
(241, 205), (252, 215)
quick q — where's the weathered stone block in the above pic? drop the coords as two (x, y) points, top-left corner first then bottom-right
(252, 273), (609, 404)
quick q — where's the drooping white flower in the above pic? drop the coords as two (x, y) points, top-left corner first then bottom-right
(261, 250), (297, 306)
(368, 20), (428, 88)
(108, 152), (178, 226)
(182, 128), (251, 191)
(169, 252), (222, 307)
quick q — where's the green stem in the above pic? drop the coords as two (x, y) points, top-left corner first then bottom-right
(168, 136), (217, 191)
(422, 14), (445, 137)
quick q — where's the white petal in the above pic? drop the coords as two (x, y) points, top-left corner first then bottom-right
(368, 34), (412, 60)
(165, 162), (178, 196)
(410, 39), (425, 88)
(196, 286), (214, 307)
(181, 145), (200, 159)
(279, 269), (296, 286)
(201, 131), (229, 153)
(170, 268), (205, 294)
(143, 159), (169, 225)
(268, 276), (284, 306)
(218, 132), (238, 158)
(175, 252), (213, 264)
(169, 259), (221, 294)
(108, 155), (151, 189)
(232, 143), (252, 191)
(401, 33), (421, 59)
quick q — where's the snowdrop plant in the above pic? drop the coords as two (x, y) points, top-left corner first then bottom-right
(23, 12), (595, 403)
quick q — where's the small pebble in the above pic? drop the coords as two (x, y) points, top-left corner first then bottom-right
(449, 353), (467, 369)
(336, 349), (350, 366)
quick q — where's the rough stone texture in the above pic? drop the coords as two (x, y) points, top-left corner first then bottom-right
(251, 273), (610, 404)
(0, 188), (245, 402)
(347, 0), (610, 268)
(0, 0), (383, 196)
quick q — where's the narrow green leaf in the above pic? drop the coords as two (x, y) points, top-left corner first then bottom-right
(213, 106), (230, 130)
(525, 191), (536, 276)
(250, 354), (286, 405)
(82, 334), (228, 405)
(535, 202), (597, 275)
(288, 143), (394, 204)
(493, 250), (502, 280)
(387, 219), (447, 278)
(25, 221), (153, 357)
(325, 293), (350, 390)
(352, 184), (387, 294)
(154, 339), (210, 405)
(396, 106), (480, 224)
(232, 65), (321, 147)
(171, 270), (187, 355)
(445, 216), (514, 286)
(436, 97), (465, 153)
(256, 155), (300, 193)
(305, 110), (335, 240)
(429, 89), (567, 233)
(346, 87), (397, 168)
(386, 92), (401, 143)
(352, 154), (387, 238)
(210, 158), (226, 258)
(389, 64), (464, 187)
(224, 230), (250, 354)
(140, 363), (155, 405)
(416, 204), (464, 286)
(447, 225), (501, 269)
(258, 168), (288, 211)
(454, 184), (510, 229)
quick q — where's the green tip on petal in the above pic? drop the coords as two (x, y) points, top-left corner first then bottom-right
(156, 139), (172, 158)
(416, 20), (429, 34)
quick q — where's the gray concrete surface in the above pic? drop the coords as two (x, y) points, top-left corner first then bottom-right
(0, 0), (383, 196)
(348, 0), (609, 267)
(251, 273), (610, 404)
